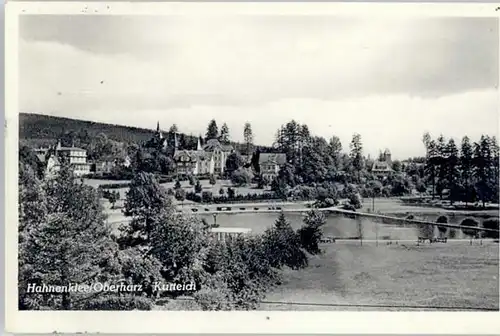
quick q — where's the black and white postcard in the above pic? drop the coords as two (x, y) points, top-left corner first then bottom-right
(4, 1), (500, 334)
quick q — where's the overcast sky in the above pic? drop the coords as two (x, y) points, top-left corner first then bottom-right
(19, 15), (499, 159)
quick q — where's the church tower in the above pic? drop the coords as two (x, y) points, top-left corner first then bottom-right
(197, 136), (202, 151)
(156, 121), (163, 139)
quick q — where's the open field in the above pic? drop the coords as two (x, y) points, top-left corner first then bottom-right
(260, 242), (499, 311)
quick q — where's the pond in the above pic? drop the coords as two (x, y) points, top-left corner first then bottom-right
(197, 212), (497, 240)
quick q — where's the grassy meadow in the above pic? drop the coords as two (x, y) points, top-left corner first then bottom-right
(260, 241), (499, 311)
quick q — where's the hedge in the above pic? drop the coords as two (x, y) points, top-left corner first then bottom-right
(186, 191), (281, 204)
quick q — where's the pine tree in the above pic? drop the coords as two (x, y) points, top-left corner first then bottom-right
(445, 139), (459, 204)
(169, 124), (178, 134)
(122, 172), (172, 247)
(298, 210), (326, 254)
(460, 136), (474, 205)
(19, 164), (47, 234)
(435, 135), (448, 199)
(349, 133), (364, 182)
(149, 211), (210, 283)
(489, 136), (499, 202)
(243, 122), (254, 155)
(219, 123), (230, 144)
(329, 136), (343, 169)
(473, 136), (494, 207)
(19, 165), (129, 310)
(425, 139), (440, 199)
(206, 120), (219, 140)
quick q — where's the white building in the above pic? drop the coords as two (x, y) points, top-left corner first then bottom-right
(371, 149), (393, 177)
(172, 136), (233, 177)
(35, 140), (91, 177)
(210, 227), (252, 243)
(258, 153), (287, 180)
(202, 139), (234, 176)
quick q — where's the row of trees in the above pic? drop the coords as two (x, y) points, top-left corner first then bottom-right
(422, 133), (499, 205)
(417, 215), (499, 243)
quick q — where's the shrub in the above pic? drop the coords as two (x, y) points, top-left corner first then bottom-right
(195, 181), (203, 193)
(258, 176), (270, 189)
(175, 188), (186, 203)
(209, 175), (217, 185)
(231, 168), (253, 187)
(436, 215), (448, 236)
(449, 228), (457, 239)
(298, 210), (326, 254)
(418, 223), (435, 239)
(202, 191), (214, 203)
(98, 183), (131, 189)
(174, 180), (182, 190)
(460, 217), (480, 242)
(262, 213), (308, 270)
(81, 295), (154, 310)
(219, 188), (225, 196)
(482, 218), (499, 239)
(188, 175), (196, 186)
(227, 187), (236, 199)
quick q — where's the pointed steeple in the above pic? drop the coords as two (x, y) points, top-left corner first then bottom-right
(197, 136), (202, 151)
(156, 121), (163, 139)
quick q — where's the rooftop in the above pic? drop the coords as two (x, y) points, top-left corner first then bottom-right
(259, 153), (287, 165)
(210, 227), (252, 233)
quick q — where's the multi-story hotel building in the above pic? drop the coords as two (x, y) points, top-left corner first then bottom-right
(35, 141), (91, 177)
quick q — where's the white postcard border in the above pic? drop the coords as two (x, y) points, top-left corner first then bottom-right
(5, 1), (500, 334)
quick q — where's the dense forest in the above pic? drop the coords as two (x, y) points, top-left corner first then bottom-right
(19, 113), (158, 146)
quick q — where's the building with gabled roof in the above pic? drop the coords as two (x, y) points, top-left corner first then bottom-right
(173, 147), (215, 176)
(35, 140), (90, 177)
(371, 148), (393, 177)
(202, 138), (234, 175)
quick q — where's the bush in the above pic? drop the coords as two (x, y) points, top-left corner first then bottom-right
(298, 210), (326, 254)
(449, 228), (457, 239)
(262, 213), (308, 270)
(436, 215), (448, 236)
(99, 183), (131, 189)
(227, 187), (236, 199)
(194, 181), (203, 194)
(418, 223), (435, 239)
(231, 168), (253, 187)
(460, 218), (480, 241)
(219, 188), (225, 196)
(209, 175), (217, 185)
(175, 188), (186, 203)
(174, 180), (182, 190)
(348, 193), (362, 209)
(482, 218), (499, 239)
(81, 295), (154, 310)
(202, 191), (214, 203)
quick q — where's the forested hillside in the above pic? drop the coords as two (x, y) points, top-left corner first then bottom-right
(19, 113), (156, 146)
